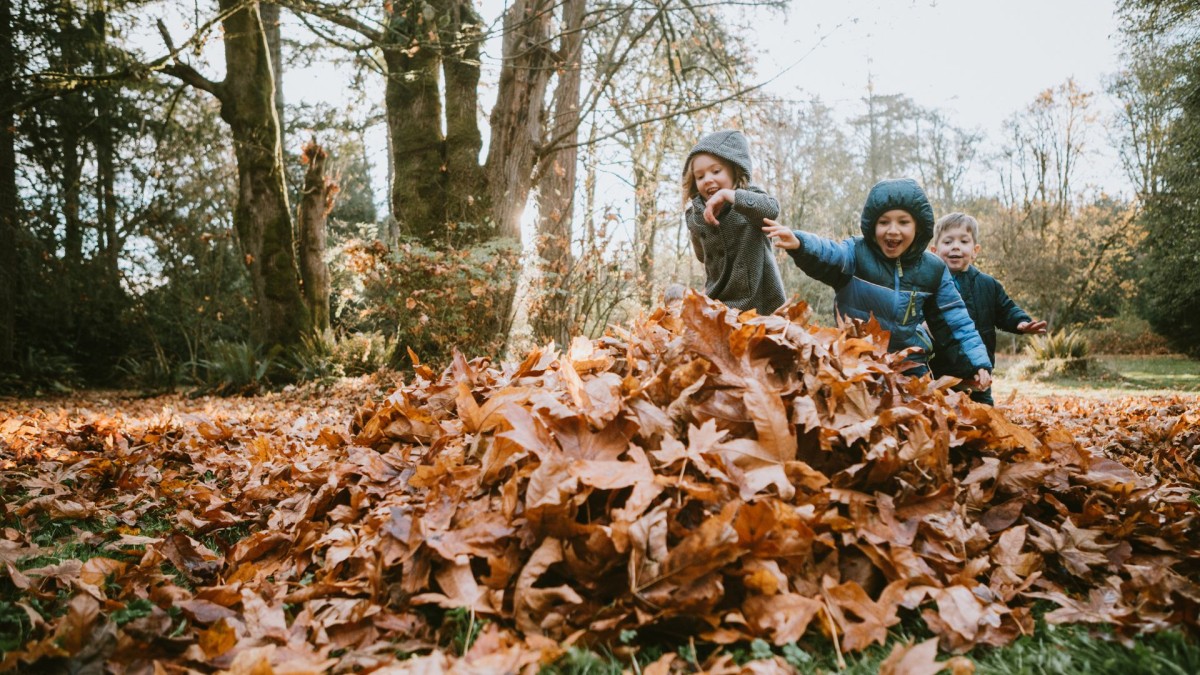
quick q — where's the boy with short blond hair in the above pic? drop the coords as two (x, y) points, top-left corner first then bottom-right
(928, 212), (1047, 404)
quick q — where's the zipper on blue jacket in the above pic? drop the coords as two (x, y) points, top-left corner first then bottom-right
(903, 292), (917, 324)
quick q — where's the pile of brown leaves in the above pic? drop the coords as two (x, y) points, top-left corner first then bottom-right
(2, 293), (1199, 674)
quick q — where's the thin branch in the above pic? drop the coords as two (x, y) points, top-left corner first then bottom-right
(156, 19), (221, 96)
(282, 0), (383, 42)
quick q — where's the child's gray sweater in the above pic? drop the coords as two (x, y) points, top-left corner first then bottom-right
(686, 187), (787, 316)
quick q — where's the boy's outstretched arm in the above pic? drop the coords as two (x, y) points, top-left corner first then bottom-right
(928, 268), (992, 386)
(994, 279), (1047, 334)
(762, 219), (854, 288)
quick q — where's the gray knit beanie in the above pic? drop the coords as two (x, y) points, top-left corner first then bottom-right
(686, 130), (753, 180)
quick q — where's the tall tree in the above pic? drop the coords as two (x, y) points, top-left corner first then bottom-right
(0, 0), (16, 366)
(913, 109), (980, 212)
(1120, 0), (1200, 353)
(530, 0), (585, 345)
(998, 79), (1094, 232)
(1110, 33), (1180, 201)
(853, 83), (919, 186)
(158, 0), (309, 347)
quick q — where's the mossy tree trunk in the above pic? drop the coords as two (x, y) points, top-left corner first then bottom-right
(163, 0), (308, 347)
(383, 0), (448, 242)
(217, 0), (308, 347)
(441, 0), (487, 237)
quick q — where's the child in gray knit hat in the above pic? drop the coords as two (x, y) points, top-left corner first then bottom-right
(682, 130), (787, 316)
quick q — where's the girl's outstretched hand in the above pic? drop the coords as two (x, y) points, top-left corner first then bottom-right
(762, 219), (800, 250)
(1017, 320), (1048, 334)
(703, 189), (736, 225)
(972, 368), (992, 391)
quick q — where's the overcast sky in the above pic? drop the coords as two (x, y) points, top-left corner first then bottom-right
(751, 0), (1125, 191)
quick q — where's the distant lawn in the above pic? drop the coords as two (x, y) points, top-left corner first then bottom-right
(993, 353), (1200, 399)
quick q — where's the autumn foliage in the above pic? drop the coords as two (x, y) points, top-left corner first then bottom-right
(1, 292), (1199, 673)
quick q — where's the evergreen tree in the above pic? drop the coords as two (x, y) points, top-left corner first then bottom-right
(1123, 0), (1200, 354)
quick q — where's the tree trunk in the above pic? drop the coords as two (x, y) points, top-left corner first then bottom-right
(0, 0), (16, 366)
(297, 139), (334, 331)
(442, 0), (487, 235)
(89, 6), (120, 277)
(484, 0), (555, 240)
(53, 3), (84, 271)
(60, 108), (83, 270)
(260, 3), (285, 126)
(531, 0), (584, 344)
(383, 0), (445, 242)
(217, 0), (309, 347)
(633, 161), (657, 306)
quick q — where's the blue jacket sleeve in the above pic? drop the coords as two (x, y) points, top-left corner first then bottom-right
(927, 267), (991, 371)
(992, 278), (1032, 333)
(786, 233), (855, 289)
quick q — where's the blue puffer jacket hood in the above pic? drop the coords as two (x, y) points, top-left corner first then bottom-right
(859, 178), (936, 264)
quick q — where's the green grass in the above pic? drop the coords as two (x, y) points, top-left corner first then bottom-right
(538, 623), (1200, 674)
(994, 353), (1200, 398)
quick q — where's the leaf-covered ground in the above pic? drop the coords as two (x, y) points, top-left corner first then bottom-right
(2, 293), (1199, 674)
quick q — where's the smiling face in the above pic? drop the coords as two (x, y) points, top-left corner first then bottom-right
(874, 209), (918, 260)
(933, 225), (981, 272)
(689, 153), (735, 200)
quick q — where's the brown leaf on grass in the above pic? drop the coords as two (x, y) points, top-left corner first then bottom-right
(78, 557), (126, 600)
(926, 586), (985, 644)
(879, 638), (952, 675)
(161, 533), (222, 583)
(822, 578), (906, 652)
(513, 538), (583, 636)
(743, 593), (823, 645)
(1026, 518), (1116, 578)
(1032, 586), (1134, 625)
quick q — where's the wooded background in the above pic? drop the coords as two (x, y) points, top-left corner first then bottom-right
(0, 0), (1196, 392)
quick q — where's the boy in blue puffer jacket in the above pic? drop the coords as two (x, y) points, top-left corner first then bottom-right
(762, 178), (992, 388)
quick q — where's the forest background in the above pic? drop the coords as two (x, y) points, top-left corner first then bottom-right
(1, 0), (1197, 393)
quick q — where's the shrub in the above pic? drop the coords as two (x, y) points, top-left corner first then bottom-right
(289, 329), (395, 383)
(116, 351), (186, 393)
(1082, 309), (1172, 355)
(1025, 330), (1091, 361)
(195, 340), (280, 395)
(332, 237), (520, 368)
(1013, 330), (1094, 380)
(0, 347), (81, 396)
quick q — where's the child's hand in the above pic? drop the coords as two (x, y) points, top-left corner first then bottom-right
(1017, 320), (1048, 334)
(762, 219), (800, 250)
(972, 368), (992, 391)
(703, 189), (736, 225)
